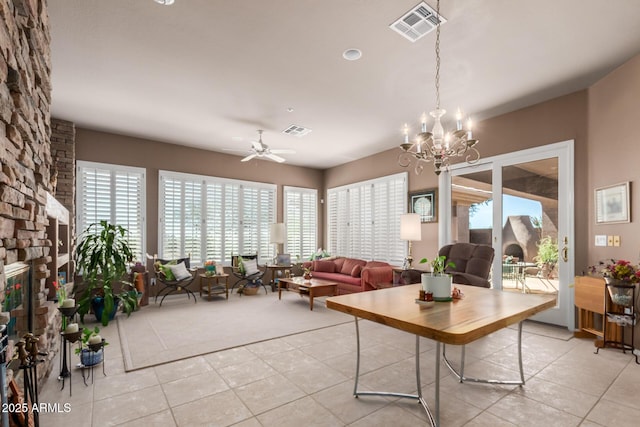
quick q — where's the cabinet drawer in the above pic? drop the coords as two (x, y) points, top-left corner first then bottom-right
(575, 276), (605, 314)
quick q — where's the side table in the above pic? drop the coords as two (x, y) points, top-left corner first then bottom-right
(199, 273), (230, 300)
(265, 265), (293, 292)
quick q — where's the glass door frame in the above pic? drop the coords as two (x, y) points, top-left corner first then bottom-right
(439, 140), (575, 329)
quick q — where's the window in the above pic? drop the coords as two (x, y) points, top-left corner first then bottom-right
(159, 171), (276, 266)
(76, 161), (146, 263)
(284, 186), (317, 261)
(327, 172), (407, 265)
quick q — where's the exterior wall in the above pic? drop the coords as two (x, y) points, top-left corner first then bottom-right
(74, 128), (325, 260)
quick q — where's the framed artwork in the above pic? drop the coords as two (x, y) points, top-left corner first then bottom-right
(595, 182), (630, 224)
(409, 189), (437, 223)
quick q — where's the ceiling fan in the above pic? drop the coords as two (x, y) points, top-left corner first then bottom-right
(240, 130), (295, 163)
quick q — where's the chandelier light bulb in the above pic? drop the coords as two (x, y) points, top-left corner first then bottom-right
(396, 0), (480, 175)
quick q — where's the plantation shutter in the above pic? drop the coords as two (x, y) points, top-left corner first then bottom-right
(326, 172), (407, 263)
(159, 171), (276, 266)
(76, 161), (146, 263)
(284, 186), (317, 261)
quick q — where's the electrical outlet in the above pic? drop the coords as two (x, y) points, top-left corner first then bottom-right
(607, 236), (614, 246)
(613, 235), (621, 247)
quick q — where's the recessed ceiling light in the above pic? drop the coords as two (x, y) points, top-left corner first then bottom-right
(287, 107), (294, 113)
(154, 0), (175, 5)
(342, 48), (362, 61)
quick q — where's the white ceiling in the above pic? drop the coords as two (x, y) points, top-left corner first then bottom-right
(48, 0), (640, 169)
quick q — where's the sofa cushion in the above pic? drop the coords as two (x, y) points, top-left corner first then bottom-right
(340, 258), (366, 275)
(333, 257), (345, 272)
(313, 260), (336, 273)
(310, 271), (361, 286)
(365, 261), (390, 268)
(351, 264), (362, 278)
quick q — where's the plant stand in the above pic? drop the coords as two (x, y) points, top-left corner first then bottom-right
(57, 306), (79, 395)
(596, 282), (638, 364)
(79, 339), (106, 385)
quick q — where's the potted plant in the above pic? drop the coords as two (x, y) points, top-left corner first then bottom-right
(419, 255), (456, 301)
(303, 267), (312, 280)
(75, 221), (138, 326)
(534, 236), (558, 279)
(75, 326), (108, 366)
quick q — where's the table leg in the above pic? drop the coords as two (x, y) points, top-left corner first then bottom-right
(278, 282), (283, 300)
(309, 290), (314, 311)
(351, 317), (439, 426)
(442, 321), (525, 386)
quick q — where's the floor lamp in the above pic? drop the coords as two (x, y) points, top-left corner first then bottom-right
(270, 223), (286, 264)
(400, 213), (422, 269)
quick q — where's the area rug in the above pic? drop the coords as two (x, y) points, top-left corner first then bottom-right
(117, 291), (352, 371)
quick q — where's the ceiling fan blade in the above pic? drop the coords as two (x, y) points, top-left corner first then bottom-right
(269, 149), (296, 154)
(241, 153), (258, 162)
(266, 153), (286, 163)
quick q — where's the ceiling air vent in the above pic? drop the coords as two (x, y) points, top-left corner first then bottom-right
(390, 1), (446, 43)
(282, 124), (312, 137)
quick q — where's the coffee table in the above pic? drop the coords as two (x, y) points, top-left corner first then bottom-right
(278, 277), (338, 311)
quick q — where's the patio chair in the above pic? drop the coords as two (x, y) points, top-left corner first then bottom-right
(153, 256), (198, 306)
(230, 255), (268, 295)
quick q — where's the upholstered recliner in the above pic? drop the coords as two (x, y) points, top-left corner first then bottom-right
(438, 243), (495, 288)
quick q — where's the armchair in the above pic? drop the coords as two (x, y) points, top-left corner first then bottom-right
(438, 243), (496, 384)
(153, 256), (198, 306)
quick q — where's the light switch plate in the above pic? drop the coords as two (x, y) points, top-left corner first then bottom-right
(607, 236), (614, 246)
(595, 235), (607, 246)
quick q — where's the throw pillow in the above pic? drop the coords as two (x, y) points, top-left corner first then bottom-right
(169, 262), (191, 281)
(351, 264), (362, 278)
(160, 264), (175, 281)
(340, 258), (366, 275)
(243, 258), (259, 275)
(313, 260), (336, 273)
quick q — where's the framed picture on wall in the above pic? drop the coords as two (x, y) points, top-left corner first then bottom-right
(595, 182), (630, 224)
(409, 189), (437, 223)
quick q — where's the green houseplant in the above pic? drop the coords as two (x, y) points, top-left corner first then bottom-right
(534, 236), (559, 279)
(75, 326), (108, 366)
(419, 255), (456, 301)
(75, 221), (138, 326)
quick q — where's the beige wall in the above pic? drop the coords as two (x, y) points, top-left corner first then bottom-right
(324, 90), (589, 269)
(587, 54), (640, 266)
(75, 128), (324, 257)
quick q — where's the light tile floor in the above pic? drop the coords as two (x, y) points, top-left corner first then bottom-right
(38, 311), (640, 426)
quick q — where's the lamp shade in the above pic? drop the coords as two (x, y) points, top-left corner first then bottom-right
(400, 213), (421, 241)
(270, 223), (286, 244)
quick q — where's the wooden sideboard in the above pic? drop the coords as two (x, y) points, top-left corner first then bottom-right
(574, 275), (623, 347)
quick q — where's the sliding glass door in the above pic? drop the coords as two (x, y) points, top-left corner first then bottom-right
(440, 141), (574, 328)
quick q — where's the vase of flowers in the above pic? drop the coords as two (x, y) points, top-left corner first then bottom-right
(591, 259), (639, 307)
(204, 260), (217, 276)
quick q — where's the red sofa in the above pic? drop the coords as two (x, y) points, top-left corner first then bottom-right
(302, 257), (393, 294)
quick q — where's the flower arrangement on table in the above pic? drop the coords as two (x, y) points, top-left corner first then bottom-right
(204, 260), (217, 276)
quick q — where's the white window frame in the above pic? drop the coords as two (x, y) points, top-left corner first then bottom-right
(76, 160), (146, 263)
(283, 186), (318, 261)
(158, 170), (277, 266)
(327, 172), (407, 265)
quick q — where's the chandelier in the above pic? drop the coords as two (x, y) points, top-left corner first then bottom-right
(398, 0), (479, 175)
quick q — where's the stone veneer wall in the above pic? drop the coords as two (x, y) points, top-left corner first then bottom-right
(50, 118), (75, 246)
(0, 0), (57, 385)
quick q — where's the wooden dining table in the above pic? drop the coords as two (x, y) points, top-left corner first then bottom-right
(326, 284), (556, 427)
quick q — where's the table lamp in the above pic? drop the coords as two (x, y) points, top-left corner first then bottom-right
(400, 213), (422, 269)
(270, 223), (286, 264)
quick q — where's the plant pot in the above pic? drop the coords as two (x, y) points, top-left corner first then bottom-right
(80, 348), (103, 367)
(421, 274), (452, 301)
(92, 297), (119, 322)
(605, 278), (635, 307)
